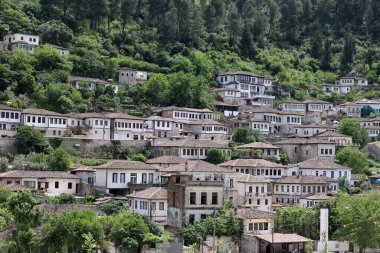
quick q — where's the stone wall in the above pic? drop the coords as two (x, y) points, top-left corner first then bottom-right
(0, 138), (16, 155)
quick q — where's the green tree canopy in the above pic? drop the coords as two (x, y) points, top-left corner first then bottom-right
(206, 148), (228, 164)
(338, 119), (369, 148)
(335, 146), (368, 174)
(48, 147), (71, 171)
(15, 125), (52, 155)
(232, 127), (265, 144)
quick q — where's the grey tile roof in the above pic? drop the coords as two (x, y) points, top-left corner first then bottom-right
(0, 170), (80, 179)
(146, 156), (186, 164)
(22, 108), (65, 117)
(153, 138), (228, 148)
(236, 208), (274, 219)
(274, 138), (334, 145)
(317, 131), (349, 138)
(93, 160), (159, 170)
(153, 106), (213, 113)
(237, 142), (279, 149)
(219, 159), (285, 168)
(236, 173), (270, 183)
(0, 104), (21, 111)
(275, 175), (335, 184)
(296, 157), (349, 170)
(127, 187), (167, 200)
(159, 160), (232, 173)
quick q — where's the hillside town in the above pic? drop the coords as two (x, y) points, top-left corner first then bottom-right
(0, 10), (380, 251)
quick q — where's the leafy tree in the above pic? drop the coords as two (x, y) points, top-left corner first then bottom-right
(15, 125), (52, 155)
(48, 147), (71, 171)
(340, 35), (356, 74)
(232, 127), (265, 144)
(335, 192), (380, 253)
(130, 153), (148, 162)
(206, 148), (227, 164)
(338, 119), (369, 148)
(100, 200), (128, 215)
(39, 20), (74, 47)
(140, 73), (169, 105)
(0, 184), (11, 203)
(335, 146), (368, 174)
(41, 210), (105, 251)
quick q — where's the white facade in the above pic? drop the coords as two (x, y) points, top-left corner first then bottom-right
(1, 34), (39, 53)
(118, 68), (148, 85)
(21, 109), (68, 137)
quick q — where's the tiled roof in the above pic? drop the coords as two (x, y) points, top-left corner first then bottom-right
(303, 194), (333, 200)
(147, 116), (175, 121)
(237, 142), (279, 149)
(93, 160), (159, 170)
(69, 76), (110, 85)
(218, 71), (263, 77)
(351, 174), (367, 180)
(69, 164), (96, 173)
(236, 173), (270, 183)
(0, 104), (21, 111)
(317, 131), (349, 138)
(293, 124), (335, 129)
(246, 108), (303, 116)
(127, 187), (167, 200)
(274, 138), (334, 145)
(22, 108), (65, 117)
(255, 233), (311, 243)
(236, 208), (274, 219)
(106, 113), (145, 120)
(276, 176), (335, 184)
(146, 156), (186, 164)
(219, 159), (285, 168)
(159, 160), (232, 173)
(188, 119), (224, 125)
(153, 138), (228, 148)
(296, 157), (349, 170)
(0, 170), (80, 179)
(153, 106), (213, 113)
(304, 99), (331, 104)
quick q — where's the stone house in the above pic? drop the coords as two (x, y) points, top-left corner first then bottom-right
(165, 160), (237, 228)
(153, 106), (221, 121)
(94, 160), (161, 195)
(69, 76), (119, 94)
(0, 170), (80, 196)
(219, 159), (286, 180)
(236, 208), (274, 235)
(363, 141), (380, 162)
(292, 124), (336, 138)
(272, 175), (336, 205)
(127, 187), (167, 225)
(316, 131), (353, 147)
(236, 173), (272, 211)
(235, 142), (280, 160)
(274, 138), (336, 163)
(150, 138), (231, 160)
(118, 67), (148, 85)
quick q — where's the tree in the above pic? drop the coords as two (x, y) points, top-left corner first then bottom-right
(140, 73), (170, 105)
(232, 127), (265, 144)
(15, 125), (52, 154)
(100, 200), (128, 215)
(338, 119), (369, 148)
(130, 153), (148, 162)
(38, 20), (74, 47)
(335, 146), (367, 174)
(42, 210), (105, 251)
(206, 148), (227, 165)
(340, 35), (356, 74)
(321, 39), (333, 71)
(335, 192), (380, 253)
(48, 147), (71, 171)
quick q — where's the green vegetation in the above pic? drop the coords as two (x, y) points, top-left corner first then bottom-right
(338, 119), (369, 148)
(232, 128), (265, 144)
(15, 125), (52, 155)
(99, 200), (128, 215)
(48, 147), (71, 171)
(335, 146), (368, 174)
(205, 147), (228, 164)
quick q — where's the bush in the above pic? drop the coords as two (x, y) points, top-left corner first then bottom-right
(100, 200), (128, 215)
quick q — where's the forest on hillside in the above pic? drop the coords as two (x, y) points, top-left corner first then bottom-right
(1, 0), (380, 113)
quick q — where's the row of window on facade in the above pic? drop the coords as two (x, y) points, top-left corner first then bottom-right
(247, 198), (270, 206)
(112, 172), (154, 184)
(275, 185), (326, 194)
(173, 112), (215, 120)
(284, 104), (305, 110)
(20, 181), (73, 189)
(0, 111), (19, 119)
(115, 121), (143, 129)
(252, 123), (268, 130)
(201, 126), (227, 132)
(132, 200), (165, 210)
(26, 116), (67, 125)
(248, 222), (269, 231)
(189, 192), (218, 205)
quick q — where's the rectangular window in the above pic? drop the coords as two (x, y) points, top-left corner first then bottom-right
(201, 192), (207, 205)
(130, 173), (137, 184)
(142, 173), (147, 183)
(189, 214), (195, 224)
(212, 192), (218, 205)
(190, 192), (196, 205)
(249, 223), (253, 231)
(151, 202), (156, 210)
(159, 202), (164, 210)
(120, 173), (125, 183)
(149, 173), (154, 183)
(68, 182), (72, 189)
(55, 181), (59, 188)
(112, 173), (118, 183)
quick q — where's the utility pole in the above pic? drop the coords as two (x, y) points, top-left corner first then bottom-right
(212, 207), (216, 253)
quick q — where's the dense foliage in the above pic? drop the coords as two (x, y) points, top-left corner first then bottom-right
(335, 146), (368, 174)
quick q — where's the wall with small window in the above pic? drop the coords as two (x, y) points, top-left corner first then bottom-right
(105, 169), (160, 189)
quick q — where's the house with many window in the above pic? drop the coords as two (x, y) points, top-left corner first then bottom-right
(0, 104), (22, 136)
(316, 131), (353, 147)
(69, 76), (119, 94)
(0, 170), (80, 196)
(235, 142), (280, 160)
(236, 173), (272, 211)
(153, 106), (221, 121)
(1, 34), (39, 53)
(292, 124), (336, 138)
(165, 160), (237, 228)
(236, 208), (274, 235)
(274, 138), (336, 163)
(127, 187), (167, 225)
(299, 195), (333, 208)
(94, 160), (160, 195)
(272, 176), (336, 205)
(118, 68), (148, 85)
(21, 109), (68, 137)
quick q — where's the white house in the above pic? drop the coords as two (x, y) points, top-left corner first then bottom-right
(0, 104), (22, 136)
(69, 76), (119, 94)
(236, 208), (274, 235)
(1, 34), (39, 53)
(68, 113), (111, 140)
(94, 160), (160, 195)
(127, 187), (167, 225)
(316, 131), (353, 147)
(337, 77), (368, 87)
(299, 195), (333, 208)
(21, 108), (68, 137)
(292, 124), (336, 138)
(236, 173), (272, 211)
(118, 68), (148, 85)
(322, 83), (352, 95)
(153, 106), (221, 121)
(49, 44), (70, 55)
(0, 170), (80, 196)
(235, 142), (280, 160)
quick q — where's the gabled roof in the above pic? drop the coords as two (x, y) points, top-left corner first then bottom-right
(146, 156), (186, 165)
(153, 138), (228, 148)
(236, 173), (270, 183)
(236, 208), (274, 219)
(22, 108), (65, 117)
(153, 106), (213, 113)
(218, 71), (263, 78)
(296, 157), (349, 170)
(0, 170), (79, 179)
(105, 113), (144, 121)
(275, 175), (335, 184)
(255, 233), (311, 243)
(303, 194), (333, 200)
(0, 104), (21, 111)
(274, 138), (334, 145)
(159, 160), (232, 173)
(93, 160), (159, 170)
(317, 131), (349, 138)
(237, 142), (279, 149)
(219, 159), (285, 168)
(69, 76), (111, 85)
(293, 124), (335, 129)
(304, 99), (331, 104)
(188, 119), (225, 126)
(127, 187), (167, 200)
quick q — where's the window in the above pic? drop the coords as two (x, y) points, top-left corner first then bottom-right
(130, 173), (137, 184)
(249, 223), (253, 231)
(189, 214), (195, 224)
(120, 173), (125, 183)
(200, 214), (207, 220)
(142, 173), (147, 183)
(257, 199), (260, 205)
(190, 192), (196, 205)
(229, 179), (234, 188)
(265, 199), (268, 205)
(212, 192), (218, 205)
(55, 181), (59, 188)
(68, 182), (72, 189)
(149, 173), (153, 183)
(112, 173), (118, 183)
(151, 202), (156, 210)
(201, 192), (207, 205)
(159, 202), (164, 210)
